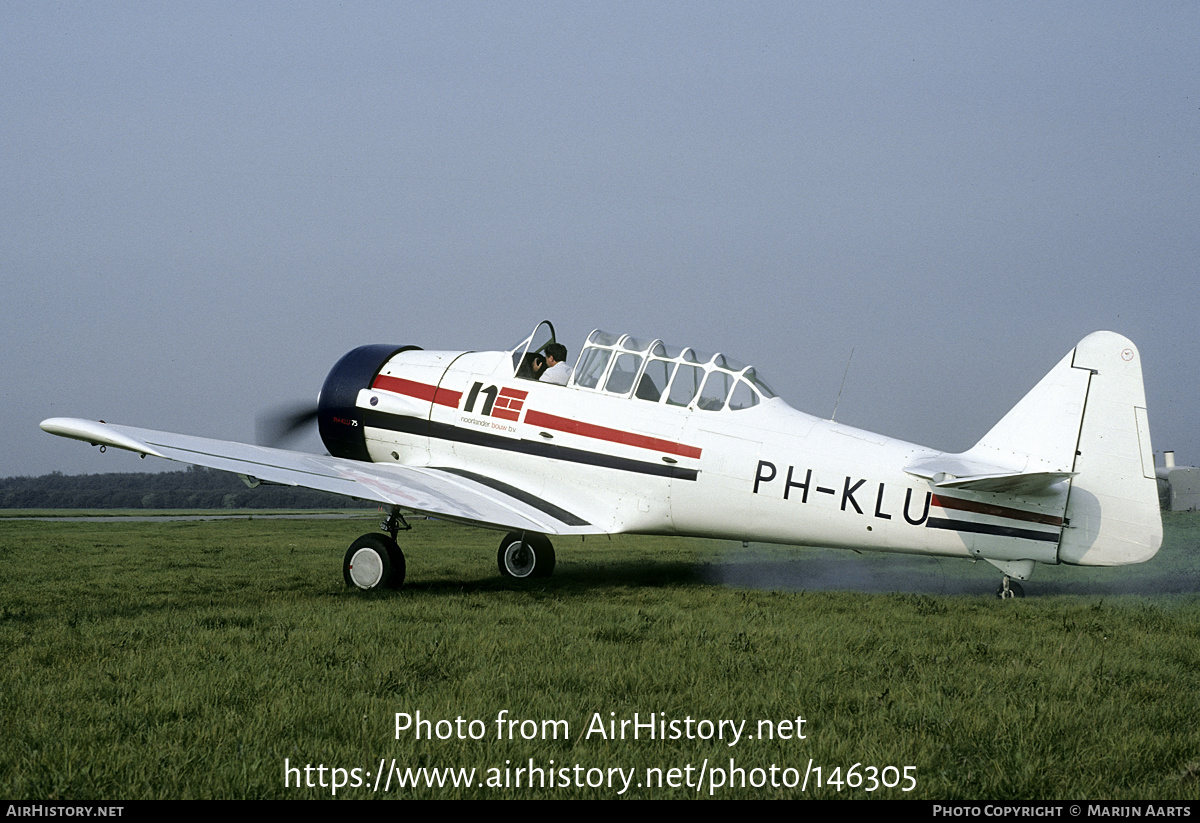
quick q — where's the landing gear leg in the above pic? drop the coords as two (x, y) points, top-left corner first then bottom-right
(996, 575), (1025, 599)
(382, 505), (411, 540)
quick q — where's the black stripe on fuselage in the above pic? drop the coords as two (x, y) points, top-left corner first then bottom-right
(926, 517), (1060, 544)
(361, 410), (699, 482)
(433, 467), (592, 527)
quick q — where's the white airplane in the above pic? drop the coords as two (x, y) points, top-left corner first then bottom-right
(41, 321), (1162, 597)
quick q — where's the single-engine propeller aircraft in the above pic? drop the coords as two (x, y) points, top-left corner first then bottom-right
(42, 322), (1161, 597)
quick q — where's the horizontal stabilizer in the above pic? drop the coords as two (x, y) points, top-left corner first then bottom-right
(929, 470), (1075, 495)
(905, 454), (1075, 494)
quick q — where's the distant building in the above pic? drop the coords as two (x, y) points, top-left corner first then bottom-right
(1156, 451), (1200, 512)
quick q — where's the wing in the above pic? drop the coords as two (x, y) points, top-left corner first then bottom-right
(40, 418), (599, 536)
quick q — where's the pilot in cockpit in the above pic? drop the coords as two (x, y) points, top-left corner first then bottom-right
(541, 343), (571, 385)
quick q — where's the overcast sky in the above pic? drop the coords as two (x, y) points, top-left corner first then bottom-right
(3, 2), (1197, 479)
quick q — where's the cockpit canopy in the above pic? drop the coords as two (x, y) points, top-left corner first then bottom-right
(507, 322), (777, 413)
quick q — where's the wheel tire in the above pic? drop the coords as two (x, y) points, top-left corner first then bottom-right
(344, 533), (405, 590)
(996, 579), (1025, 599)
(497, 532), (556, 580)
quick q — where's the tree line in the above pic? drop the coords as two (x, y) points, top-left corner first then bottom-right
(0, 466), (373, 510)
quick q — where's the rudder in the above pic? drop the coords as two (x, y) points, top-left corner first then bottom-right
(1057, 332), (1161, 566)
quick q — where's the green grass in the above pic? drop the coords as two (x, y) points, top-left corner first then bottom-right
(2, 515), (1198, 799)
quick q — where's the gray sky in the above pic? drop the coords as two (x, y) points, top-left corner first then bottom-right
(3, 2), (1197, 478)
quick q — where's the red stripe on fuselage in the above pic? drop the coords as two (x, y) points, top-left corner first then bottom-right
(372, 375), (462, 408)
(931, 494), (1063, 527)
(524, 409), (702, 459)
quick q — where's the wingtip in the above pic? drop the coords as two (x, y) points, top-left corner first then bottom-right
(39, 417), (164, 458)
(40, 417), (86, 436)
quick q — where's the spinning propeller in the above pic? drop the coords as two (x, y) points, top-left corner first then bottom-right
(255, 402), (320, 448)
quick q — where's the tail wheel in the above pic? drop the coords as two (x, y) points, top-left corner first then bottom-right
(996, 576), (1025, 599)
(344, 533), (406, 590)
(497, 532), (555, 580)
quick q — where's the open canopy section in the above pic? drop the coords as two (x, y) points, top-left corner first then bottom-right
(568, 329), (778, 412)
(509, 320), (558, 378)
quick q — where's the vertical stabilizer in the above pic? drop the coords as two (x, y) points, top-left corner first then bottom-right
(1058, 332), (1161, 566)
(969, 347), (1090, 476)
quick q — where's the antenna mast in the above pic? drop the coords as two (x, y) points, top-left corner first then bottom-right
(831, 347), (854, 422)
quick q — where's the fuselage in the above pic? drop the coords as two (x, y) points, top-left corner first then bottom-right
(319, 330), (1070, 570)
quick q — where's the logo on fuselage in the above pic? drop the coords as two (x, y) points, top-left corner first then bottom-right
(461, 382), (526, 434)
(463, 382), (526, 420)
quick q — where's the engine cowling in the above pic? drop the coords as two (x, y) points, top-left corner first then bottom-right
(318, 344), (419, 461)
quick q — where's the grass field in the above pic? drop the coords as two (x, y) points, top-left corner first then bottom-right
(2, 511), (1198, 799)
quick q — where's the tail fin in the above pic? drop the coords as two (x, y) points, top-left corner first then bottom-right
(905, 331), (1161, 566)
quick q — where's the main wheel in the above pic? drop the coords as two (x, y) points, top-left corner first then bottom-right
(497, 532), (555, 580)
(344, 533), (406, 590)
